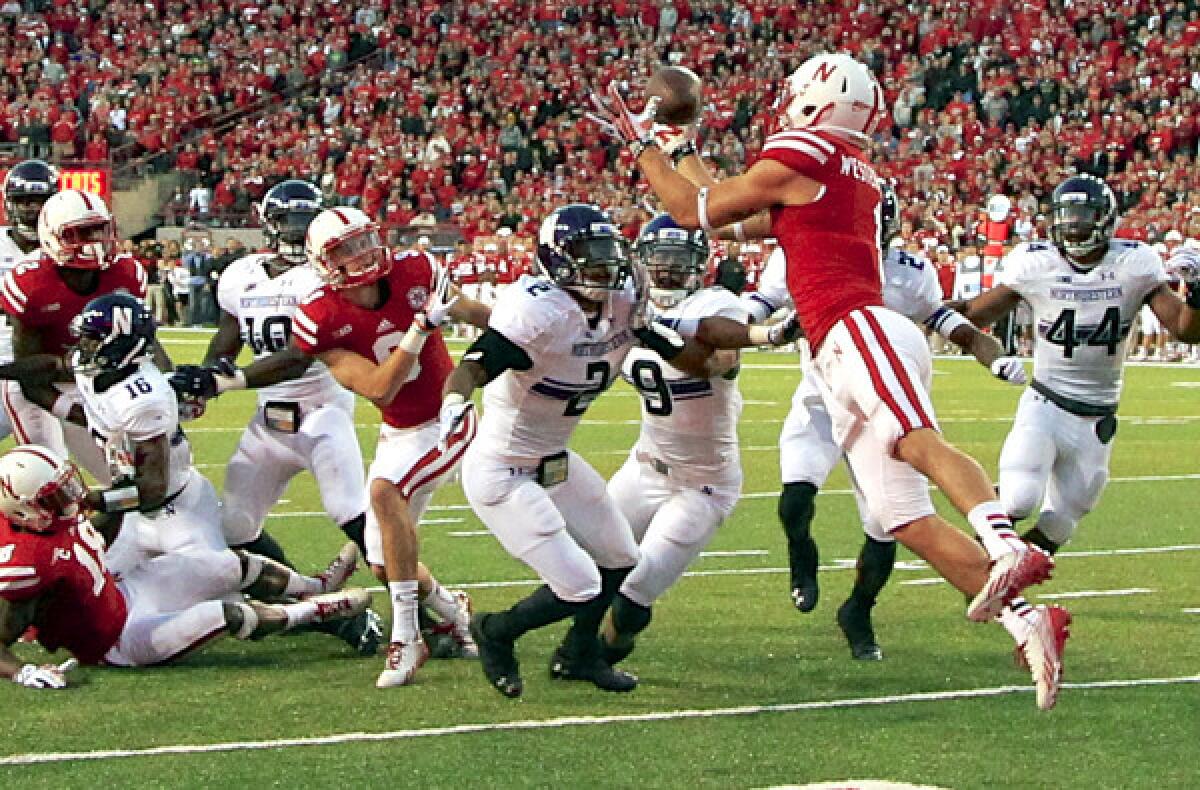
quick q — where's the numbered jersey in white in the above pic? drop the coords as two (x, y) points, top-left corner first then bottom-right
(477, 275), (637, 460)
(997, 239), (1167, 406)
(75, 359), (193, 495)
(0, 227), (39, 363)
(216, 254), (344, 408)
(747, 246), (952, 332)
(625, 287), (746, 477)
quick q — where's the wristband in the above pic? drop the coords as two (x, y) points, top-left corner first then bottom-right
(398, 323), (431, 355)
(746, 324), (772, 345)
(49, 396), (73, 420)
(635, 324), (685, 361)
(214, 369), (247, 394)
(696, 187), (714, 233)
(733, 221), (747, 242)
(670, 139), (697, 165)
(441, 392), (465, 409)
(101, 485), (140, 514)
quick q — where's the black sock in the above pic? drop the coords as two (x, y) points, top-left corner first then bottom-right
(611, 592), (653, 637)
(561, 566), (632, 658)
(779, 482), (819, 586)
(484, 584), (581, 642)
(1022, 526), (1061, 555)
(338, 513), (368, 557)
(235, 532), (290, 567)
(848, 537), (896, 608)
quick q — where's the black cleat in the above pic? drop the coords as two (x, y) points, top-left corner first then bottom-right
(791, 577), (819, 613)
(311, 607), (383, 656)
(837, 599), (883, 661)
(469, 614), (522, 698)
(549, 647), (638, 692)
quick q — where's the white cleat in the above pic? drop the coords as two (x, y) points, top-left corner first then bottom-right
(446, 590), (479, 659)
(967, 545), (1054, 623)
(317, 541), (360, 593)
(308, 588), (371, 624)
(1016, 604), (1072, 710)
(376, 640), (430, 688)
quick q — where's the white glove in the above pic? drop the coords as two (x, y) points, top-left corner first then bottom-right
(13, 659), (77, 690)
(437, 396), (473, 451)
(652, 122), (697, 158)
(767, 310), (801, 346)
(587, 84), (659, 152)
(1166, 248), (1200, 282)
(991, 356), (1027, 385)
(416, 265), (459, 331)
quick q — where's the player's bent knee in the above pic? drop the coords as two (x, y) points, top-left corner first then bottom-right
(612, 593), (653, 636)
(998, 473), (1042, 520)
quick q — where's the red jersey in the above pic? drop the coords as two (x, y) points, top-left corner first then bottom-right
(760, 129), (882, 351)
(0, 515), (127, 665)
(0, 254), (148, 356)
(450, 253), (480, 285)
(292, 251), (452, 429)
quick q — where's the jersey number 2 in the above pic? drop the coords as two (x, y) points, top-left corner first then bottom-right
(564, 361), (610, 417)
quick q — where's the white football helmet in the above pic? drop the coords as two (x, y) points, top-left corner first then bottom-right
(774, 53), (886, 146)
(0, 445), (87, 533)
(38, 189), (117, 270)
(987, 194), (1012, 223)
(305, 207), (392, 289)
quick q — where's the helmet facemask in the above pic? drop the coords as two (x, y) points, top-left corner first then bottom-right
(55, 216), (117, 270)
(317, 224), (392, 289)
(559, 231), (630, 300)
(266, 205), (320, 267)
(1051, 201), (1112, 265)
(8, 193), (50, 242)
(640, 229), (706, 308)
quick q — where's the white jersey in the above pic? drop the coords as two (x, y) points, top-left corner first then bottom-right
(217, 254), (346, 408)
(75, 359), (193, 496)
(0, 227), (39, 363)
(477, 274), (637, 460)
(997, 239), (1167, 406)
(746, 246), (957, 334)
(625, 287), (746, 476)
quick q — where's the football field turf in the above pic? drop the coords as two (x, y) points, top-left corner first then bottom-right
(3, 331), (1198, 789)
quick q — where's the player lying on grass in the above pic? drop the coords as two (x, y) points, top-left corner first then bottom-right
(0, 444), (371, 688)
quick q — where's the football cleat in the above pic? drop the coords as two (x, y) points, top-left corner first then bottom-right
(1015, 604), (1072, 711)
(375, 639), (430, 688)
(328, 607), (383, 657)
(470, 614), (523, 698)
(791, 579), (819, 614)
(308, 588), (371, 624)
(836, 599), (883, 661)
(436, 590), (479, 659)
(966, 545), (1054, 623)
(316, 541), (359, 594)
(549, 647), (638, 693)
(601, 633), (636, 667)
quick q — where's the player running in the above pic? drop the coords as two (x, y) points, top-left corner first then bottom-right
(292, 206), (490, 688)
(0, 444), (371, 687)
(593, 53), (1066, 708)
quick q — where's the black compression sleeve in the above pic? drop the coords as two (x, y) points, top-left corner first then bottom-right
(465, 328), (534, 383)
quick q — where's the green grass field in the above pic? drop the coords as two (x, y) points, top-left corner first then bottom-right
(3, 331), (1199, 789)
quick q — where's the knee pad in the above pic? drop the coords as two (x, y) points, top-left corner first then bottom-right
(779, 482), (818, 535)
(611, 593), (653, 636)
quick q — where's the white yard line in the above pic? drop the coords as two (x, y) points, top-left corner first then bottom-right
(1183, 609), (1200, 614)
(1039, 588), (1154, 599)
(4, 674), (1196, 766)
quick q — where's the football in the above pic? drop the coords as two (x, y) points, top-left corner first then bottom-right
(645, 65), (703, 125)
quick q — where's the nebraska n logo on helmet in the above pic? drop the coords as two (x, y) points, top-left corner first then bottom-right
(306, 206), (392, 289)
(775, 53), (886, 146)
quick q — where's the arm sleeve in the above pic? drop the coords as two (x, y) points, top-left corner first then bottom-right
(290, 296), (328, 355)
(463, 328), (533, 383)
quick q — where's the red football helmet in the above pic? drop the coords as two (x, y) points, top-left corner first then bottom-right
(0, 445), (87, 533)
(305, 207), (393, 289)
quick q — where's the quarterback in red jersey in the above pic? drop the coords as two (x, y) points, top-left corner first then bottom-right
(0, 189), (147, 484)
(0, 445), (372, 687)
(293, 207), (491, 689)
(592, 53), (1066, 709)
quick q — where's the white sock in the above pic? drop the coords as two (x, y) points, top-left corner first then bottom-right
(388, 579), (420, 644)
(422, 580), (459, 622)
(283, 570), (324, 598)
(967, 502), (1024, 559)
(284, 600), (318, 630)
(998, 597), (1037, 645)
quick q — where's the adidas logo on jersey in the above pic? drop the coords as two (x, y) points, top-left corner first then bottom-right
(378, 318), (394, 332)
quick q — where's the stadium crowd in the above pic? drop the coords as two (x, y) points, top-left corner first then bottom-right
(3, 0), (1200, 258)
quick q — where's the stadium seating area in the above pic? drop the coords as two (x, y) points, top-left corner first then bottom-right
(3, 0), (1199, 248)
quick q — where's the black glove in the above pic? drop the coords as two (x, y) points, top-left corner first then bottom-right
(169, 364), (219, 399)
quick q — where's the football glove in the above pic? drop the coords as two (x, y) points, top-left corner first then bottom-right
(437, 397), (473, 452)
(766, 310), (801, 346)
(652, 121), (698, 161)
(991, 356), (1027, 385)
(587, 84), (659, 156)
(414, 265), (458, 333)
(169, 358), (245, 400)
(13, 659), (77, 690)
